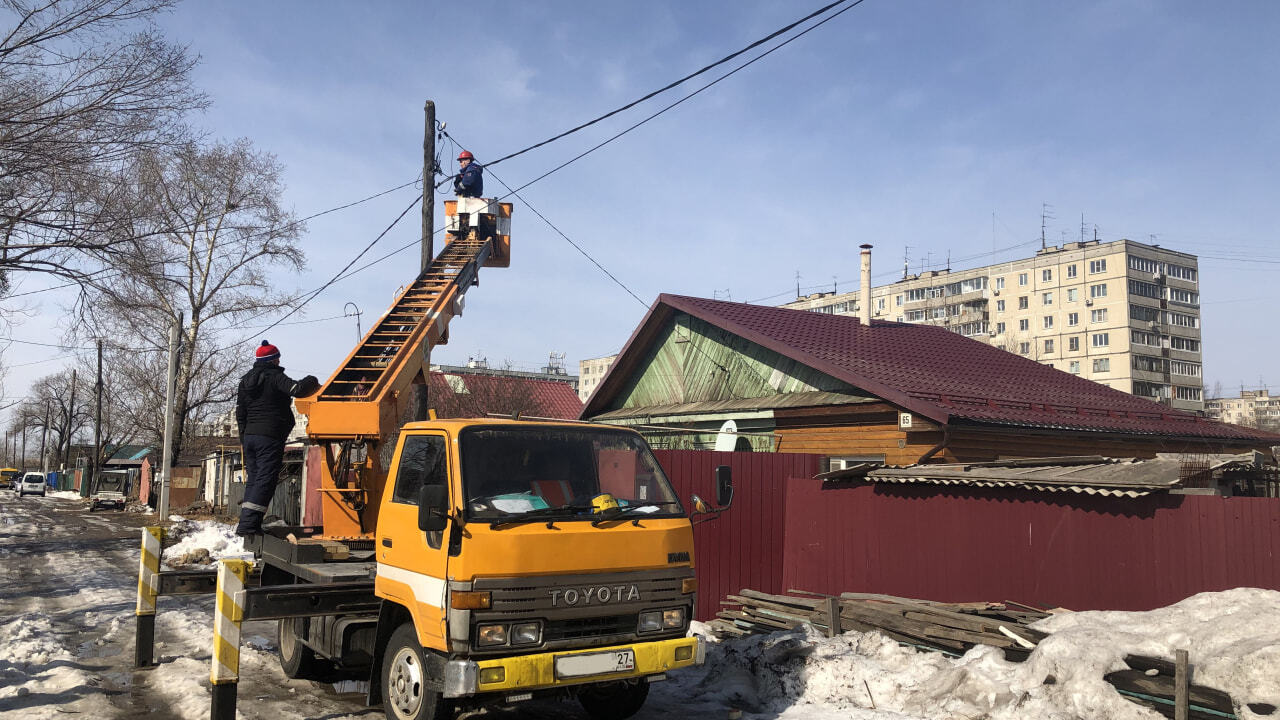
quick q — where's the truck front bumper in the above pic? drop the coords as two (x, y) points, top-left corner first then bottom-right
(442, 635), (703, 698)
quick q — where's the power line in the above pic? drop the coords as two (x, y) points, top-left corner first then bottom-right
(481, 0), (860, 170)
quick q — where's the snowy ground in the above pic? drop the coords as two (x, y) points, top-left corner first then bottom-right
(2, 490), (1278, 719)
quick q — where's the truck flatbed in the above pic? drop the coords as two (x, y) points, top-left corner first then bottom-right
(244, 528), (376, 584)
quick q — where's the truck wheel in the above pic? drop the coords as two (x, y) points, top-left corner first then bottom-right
(382, 623), (452, 720)
(278, 617), (319, 679)
(578, 680), (650, 720)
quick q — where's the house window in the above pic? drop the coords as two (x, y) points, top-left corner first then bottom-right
(877, 298), (885, 310)
(996, 277), (1005, 290)
(907, 288), (926, 302)
(1018, 296), (1029, 310)
(1091, 308), (1108, 323)
(1090, 283), (1108, 298)
(1069, 360), (1081, 374)
(1069, 336), (1080, 351)
(1043, 316), (1054, 329)
(895, 295), (903, 306)
(1092, 332), (1110, 347)
(995, 322), (1006, 334)
(1044, 339), (1055, 354)
(1019, 342), (1030, 355)
(1067, 264), (1078, 278)
(1018, 273), (1028, 286)
(1019, 319), (1029, 331)
(1093, 358), (1111, 372)
(1067, 312), (1079, 326)
(996, 299), (1005, 312)
(1067, 288), (1078, 302)
(1042, 292), (1053, 306)
(1089, 259), (1107, 274)
(1042, 269), (1052, 282)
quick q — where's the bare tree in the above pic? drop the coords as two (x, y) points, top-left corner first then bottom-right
(0, 0), (208, 292)
(20, 368), (91, 468)
(74, 139), (304, 460)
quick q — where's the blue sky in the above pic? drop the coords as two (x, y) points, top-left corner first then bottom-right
(4, 0), (1279, 415)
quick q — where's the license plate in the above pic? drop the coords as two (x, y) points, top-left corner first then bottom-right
(554, 649), (636, 678)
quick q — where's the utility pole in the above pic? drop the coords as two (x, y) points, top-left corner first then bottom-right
(422, 99), (436, 272)
(63, 368), (77, 471)
(93, 338), (103, 496)
(39, 403), (49, 473)
(158, 313), (182, 522)
(21, 427), (26, 470)
(413, 100), (437, 423)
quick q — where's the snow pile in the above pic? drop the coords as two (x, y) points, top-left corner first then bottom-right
(47, 490), (83, 500)
(161, 518), (250, 568)
(0, 613), (91, 701)
(662, 588), (1280, 720)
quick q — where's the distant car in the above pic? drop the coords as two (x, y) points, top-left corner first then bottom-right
(0, 468), (19, 490)
(90, 472), (127, 511)
(18, 472), (47, 497)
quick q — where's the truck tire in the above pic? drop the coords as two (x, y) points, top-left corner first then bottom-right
(578, 680), (650, 720)
(277, 617), (319, 679)
(382, 623), (452, 720)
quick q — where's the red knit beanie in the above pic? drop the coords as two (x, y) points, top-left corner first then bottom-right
(255, 340), (280, 361)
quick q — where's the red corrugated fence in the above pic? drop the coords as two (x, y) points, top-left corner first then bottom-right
(655, 450), (1280, 618)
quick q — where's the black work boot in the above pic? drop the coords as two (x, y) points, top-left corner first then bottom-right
(235, 509), (265, 536)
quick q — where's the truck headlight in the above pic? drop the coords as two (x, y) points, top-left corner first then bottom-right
(510, 622), (541, 646)
(662, 608), (685, 629)
(638, 611), (662, 634)
(476, 624), (507, 647)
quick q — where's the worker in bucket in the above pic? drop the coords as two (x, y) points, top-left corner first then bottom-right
(454, 149), (484, 198)
(235, 340), (320, 536)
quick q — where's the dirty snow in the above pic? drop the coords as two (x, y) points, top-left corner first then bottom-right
(161, 518), (253, 569)
(3, 502), (1279, 720)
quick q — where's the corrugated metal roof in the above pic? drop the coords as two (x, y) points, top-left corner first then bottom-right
(834, 457), (1186, 497)
(428, 371), (583, 420)
(582, 294), (1280, 445)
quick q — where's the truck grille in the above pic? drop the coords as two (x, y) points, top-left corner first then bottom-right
(544, 614), (638, 642)
(469, 567), (692, 653)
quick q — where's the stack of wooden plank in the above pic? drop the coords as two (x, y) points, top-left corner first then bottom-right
(709, 589), (1050, 660)
(1106, 654), (1271, 719)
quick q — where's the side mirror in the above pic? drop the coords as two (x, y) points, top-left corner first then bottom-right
(418, 485), (449, 532)
(715, 465), (733, 508)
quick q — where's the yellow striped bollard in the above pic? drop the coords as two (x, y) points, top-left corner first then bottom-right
(210, 557), (251, 720)
(134, 526), (165, 667)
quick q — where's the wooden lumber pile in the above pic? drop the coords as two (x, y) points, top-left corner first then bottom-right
(1106, 654), (1273, 719)
(709, 589), (1050, 660)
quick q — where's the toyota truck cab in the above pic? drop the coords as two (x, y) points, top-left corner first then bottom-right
(370, 418), (721, 720)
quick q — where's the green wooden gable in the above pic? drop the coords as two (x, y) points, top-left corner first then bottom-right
(605, 312), (859, 411)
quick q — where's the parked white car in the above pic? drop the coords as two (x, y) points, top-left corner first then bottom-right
(18, 472), (47, 497)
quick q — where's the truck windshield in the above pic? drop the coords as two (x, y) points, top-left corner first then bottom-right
(459, 426), (682, 521)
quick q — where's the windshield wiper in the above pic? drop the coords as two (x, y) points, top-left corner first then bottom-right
(489, 503), (593, 529)
(591, 501), (682, 527)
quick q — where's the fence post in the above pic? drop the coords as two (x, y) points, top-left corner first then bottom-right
(210, 558), (250, 720)
(134, 526), (165, 667)
(1174, 649), (1189, 720)
(824, 596), (841, 638)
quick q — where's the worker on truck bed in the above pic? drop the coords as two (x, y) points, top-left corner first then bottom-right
(234, 340), (319, 536)
(454, 149), (483, 197)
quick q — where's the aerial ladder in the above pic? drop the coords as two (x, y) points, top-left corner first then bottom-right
(295, 197), (513, 539)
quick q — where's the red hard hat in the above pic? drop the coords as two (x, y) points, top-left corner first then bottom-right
(457, 150), (474, 161)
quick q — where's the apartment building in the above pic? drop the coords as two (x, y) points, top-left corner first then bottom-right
(1206, 390), (1280, 431)
(781, 239), (1205, 412)
(578, 354), (618, 402)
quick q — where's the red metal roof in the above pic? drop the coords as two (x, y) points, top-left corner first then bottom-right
(428, 371), (582, 420)
(583, 294), (1278, 444)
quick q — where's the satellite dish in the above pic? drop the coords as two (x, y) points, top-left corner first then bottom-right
(714, 420), (738, 452)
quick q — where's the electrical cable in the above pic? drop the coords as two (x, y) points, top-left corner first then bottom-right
(480, 0), (860, 170)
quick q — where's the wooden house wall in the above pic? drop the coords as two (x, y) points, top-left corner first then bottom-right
(773, 403), (946, 465)
(945, 426), (1268, 462)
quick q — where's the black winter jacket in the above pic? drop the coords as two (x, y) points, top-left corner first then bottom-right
(236, 363), (319, 439)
